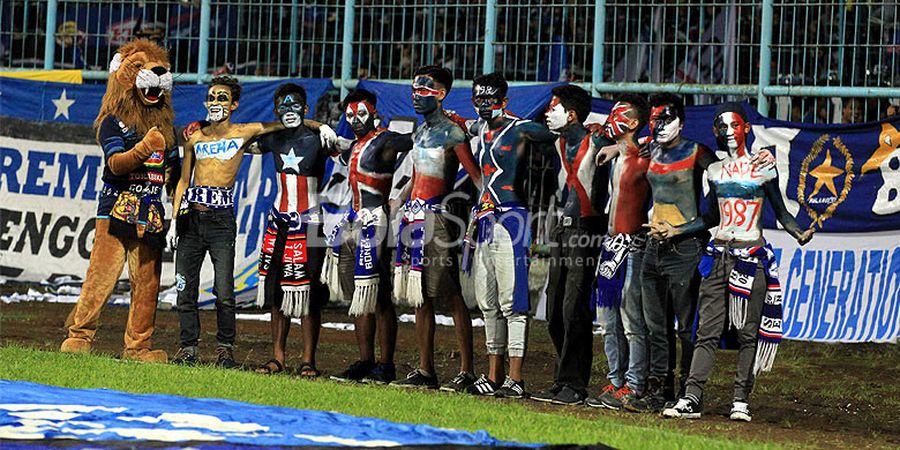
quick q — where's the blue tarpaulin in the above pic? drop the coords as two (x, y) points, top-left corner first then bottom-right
(0, 380), (533, 447)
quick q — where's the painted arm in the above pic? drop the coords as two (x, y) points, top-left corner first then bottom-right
(592, 133), (618, 165)
(107, 126), (166, 176)
(696, 145), (718, 170)
(171, 140), (195, 219)
(454, 141), (482, 188)
(519, 121), (559, 144)
(381, 133), (414, 163)
(765, 177), (814, 244)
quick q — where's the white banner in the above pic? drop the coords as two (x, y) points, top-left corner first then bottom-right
(0, 135), (351, 308)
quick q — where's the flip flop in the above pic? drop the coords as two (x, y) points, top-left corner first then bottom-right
(298, 362), (321, 378)
(256, 359), (285, 375)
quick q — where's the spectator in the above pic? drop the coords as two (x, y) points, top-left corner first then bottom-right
(841, 98), (864, 123)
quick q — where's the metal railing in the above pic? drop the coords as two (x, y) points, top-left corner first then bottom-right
(1, 0), (898, 121)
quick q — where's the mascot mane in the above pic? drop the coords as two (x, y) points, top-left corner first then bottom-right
(94, 39), (175, 149)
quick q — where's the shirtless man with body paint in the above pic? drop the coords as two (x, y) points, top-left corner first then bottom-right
(583, 95), (653, 411)
(327, 89), (411, 385)
(171, 76), (335, 370)
(390, 66), (481, 392)
(662, 103), (813, 422)
(463, 72), (560, 398)
(629, 94), (774, 413)
(531, 84), (611, 406)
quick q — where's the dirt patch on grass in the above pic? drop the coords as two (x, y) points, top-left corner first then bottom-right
(1, 301), (898, 449)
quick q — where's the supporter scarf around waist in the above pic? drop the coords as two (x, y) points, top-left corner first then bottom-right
(591, 233), (644, 310)
(321, 207), (383, 316)
(257, 208), (315, 318)
(462, 202), (531, 314)
(393, 199), (434, 308)
(698, 241), (783, 375)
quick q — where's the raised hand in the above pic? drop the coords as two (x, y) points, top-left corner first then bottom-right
(181, 121), (206, 141)
(797, 226), (815, 245)
(750, 148), (776, 169)
(319, 124), (338, 149)
(596, 143), (621, 166)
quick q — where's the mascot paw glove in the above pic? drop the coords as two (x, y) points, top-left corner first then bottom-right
(108, 126), (167, 176)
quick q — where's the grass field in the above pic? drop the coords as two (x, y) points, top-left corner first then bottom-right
(0, 346), (778, 449)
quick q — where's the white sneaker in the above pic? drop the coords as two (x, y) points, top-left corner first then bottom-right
(730, 401), (752, 422)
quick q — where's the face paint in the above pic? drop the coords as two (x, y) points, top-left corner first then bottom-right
(472, 84), (505, 121)
(650, 105), (682, 145)
(346, 100), (376, 137)
(205, 86), (234, 123)
(604, 102), (634, 138)
(276, 94), (306, 128)
(545, 96), (569, 131)
(412, 75), (442, 115)
(714, 112), (749, 155)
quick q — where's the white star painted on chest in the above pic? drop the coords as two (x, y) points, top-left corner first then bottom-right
(281, 148), (304, 172)
(52, 89), (75, 120)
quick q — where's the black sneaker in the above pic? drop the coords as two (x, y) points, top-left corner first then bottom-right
(625, 377), (663, 413)
(391, 369), (439, 389)
(495, 377), (527, 399)
(662, 396), (702, 419)
(440, 371), (476, 393)
(172, 346), (198, 366)
(330, 360), (375, 382)
(531, 384), (563, 403)
(551, 385), (586, 405)
(464, 374), (501, 396)
(214, 346), (239, 369)
(586, 384), (632, 410)
(361, 362), (396, 384)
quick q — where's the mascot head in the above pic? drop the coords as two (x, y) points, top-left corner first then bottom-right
(95, 39), (175, 148)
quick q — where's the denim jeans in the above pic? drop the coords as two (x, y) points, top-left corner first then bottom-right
(175, 208), (237, 348)
(598, 248), (648, 391)
(642, 236), (702, 383)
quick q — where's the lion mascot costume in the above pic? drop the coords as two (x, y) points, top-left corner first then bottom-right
(60, 39), (179, 362)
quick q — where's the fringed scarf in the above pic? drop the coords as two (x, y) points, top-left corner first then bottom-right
(590, 233), (633, 309)
(698, 241), (783, 375)
(257, 211), (311, 318)
(322, 208), (383, 316)
(393, 199), (429, 308)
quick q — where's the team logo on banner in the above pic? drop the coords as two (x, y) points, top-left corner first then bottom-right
(863, 123), (900, 216)
(797, 134), (855, 227)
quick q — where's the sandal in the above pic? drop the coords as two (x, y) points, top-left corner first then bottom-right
(298, 362), (321, 378)
(256, 359), (285, 375)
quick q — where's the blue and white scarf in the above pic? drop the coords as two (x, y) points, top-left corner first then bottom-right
(393, 199), (432, 308)
(591, 233), (644, 310)
(321, 208), (383, 316)
(699, 241), (783, 375)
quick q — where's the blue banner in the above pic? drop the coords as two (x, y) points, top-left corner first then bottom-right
(0, 77), (333, 127)
(0, 380), (530, 447)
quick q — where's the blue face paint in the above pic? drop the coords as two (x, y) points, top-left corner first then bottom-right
(412, 75), (441, 115)
(276, 94), (306, 128)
